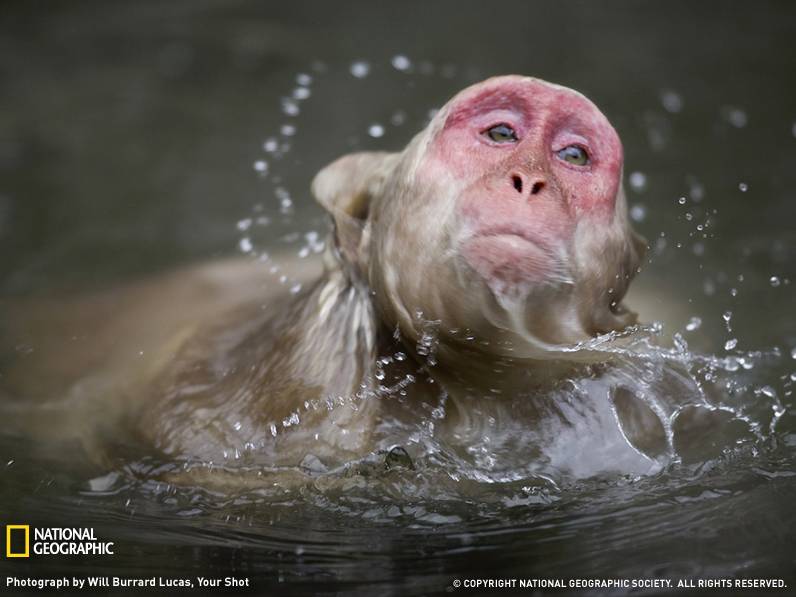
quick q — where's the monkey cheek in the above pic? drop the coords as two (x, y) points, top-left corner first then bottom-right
(461, 235), (563, 298)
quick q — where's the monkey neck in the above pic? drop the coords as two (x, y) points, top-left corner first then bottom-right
(288, 267), (378, 396)
(424, 341), (586, 396)
(316, 246), (585, 400)
(242, 267), (381, 462)
(370, 324), (584, 399)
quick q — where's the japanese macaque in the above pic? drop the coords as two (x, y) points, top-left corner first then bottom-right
(5, 76), (739, 482)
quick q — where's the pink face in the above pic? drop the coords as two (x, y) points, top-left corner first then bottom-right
(421, 76), (624, 293)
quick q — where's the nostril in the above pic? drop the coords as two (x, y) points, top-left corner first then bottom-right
(512, 175), (523, 193)
(531, 181), (545, 195)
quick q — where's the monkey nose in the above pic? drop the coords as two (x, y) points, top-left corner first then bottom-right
(510, 174), (546, 198)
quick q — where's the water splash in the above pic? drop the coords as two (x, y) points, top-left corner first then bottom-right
(211, 57), (793, 504)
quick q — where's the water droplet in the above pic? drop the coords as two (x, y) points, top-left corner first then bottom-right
(275, 187), (293, 213)
(391, 54), (411, 71)
(678, 196), (687, 205)
(253, 160), (268, 173)
(660, 89), (683, 113)
(441, 64), (457, 78)
(350, 60), (370, 78)
(685, 316), (702, 332)
(296, 73), (312, 86)
(770, 276), (781, 287)
(390, 110), (407, 126)
(263, 137), (278, 152)
(673, 331), (688, 353)
(394, 351), (406, 361)
(759, 386), (776, 399)
(233, 421), (242, 431)
(368, 124), (385, 138)
(724, 106), (747, 128)
(703, 278), (716, 296)
(281, 124), (296, 137)
(290, 283), (302, 294)
(239, 237), (253, 253)
(418, 60), (434, 75)
(688, 179), (705, 202)
(628, 171), (647, 191)
(281, 99), (299, 116)
(237, 218), (252, 232)
(738, 182), (748, 192)
(270, 423), (277, 437)
(792, 122), (796, 138)
(375, 369), (385, 381)
(692, 242), (705, 256)
(630, 204), (647, 222)
(722, 311), (733, 332)
(724, 338), (738, 350)
(293, 86), (311, 100)
(282, 412), (300, 427)
(791, 347), (796, 360)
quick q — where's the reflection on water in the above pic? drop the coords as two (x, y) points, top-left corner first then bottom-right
(2, 2), (796, 594)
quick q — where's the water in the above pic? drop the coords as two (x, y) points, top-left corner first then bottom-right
(2, 2), (796, 595)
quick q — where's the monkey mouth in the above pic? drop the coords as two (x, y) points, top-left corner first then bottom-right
(479, 231), (546, 250)
(461, 232), (568, 288)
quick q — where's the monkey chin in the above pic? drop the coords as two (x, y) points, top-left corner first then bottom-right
(451, 235), (586, 355)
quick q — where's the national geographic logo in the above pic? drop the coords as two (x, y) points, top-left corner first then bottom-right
(6, 525), (29, 558)
(5, 525), (113, 557)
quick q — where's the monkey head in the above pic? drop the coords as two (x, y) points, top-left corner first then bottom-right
(312, 75), (646, 360)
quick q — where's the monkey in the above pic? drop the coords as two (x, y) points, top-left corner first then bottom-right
(2, 76), (749, 484)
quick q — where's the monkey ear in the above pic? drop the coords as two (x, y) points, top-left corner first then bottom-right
(311, 151), (398, 269)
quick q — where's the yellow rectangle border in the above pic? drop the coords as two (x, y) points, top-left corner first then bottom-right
(6, 525), (30, 558)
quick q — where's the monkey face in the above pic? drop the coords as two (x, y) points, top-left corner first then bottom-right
(428, 77), (624, 295)
(312, 76), (646, 357)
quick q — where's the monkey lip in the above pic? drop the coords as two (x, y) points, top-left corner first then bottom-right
(478, 231), (546, 248)
(473, 228), (555, 254)
(462, 231), (561, 285)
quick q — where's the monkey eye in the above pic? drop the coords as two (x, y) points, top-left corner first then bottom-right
(484, 123), (518, 143)
(556, 145), (590, 166)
